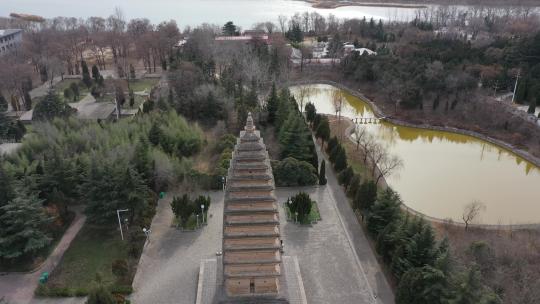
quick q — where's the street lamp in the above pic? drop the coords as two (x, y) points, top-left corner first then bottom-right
(117, 209), (129, 240)
(295, 211), (298, 224)
(196, 214), (200, 227)
(142, 227), (151, 241)
(221, 176), (226, 191)
(201, 204), (205, 224)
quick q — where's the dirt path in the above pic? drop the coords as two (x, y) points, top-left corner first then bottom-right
(0, 211), (86, 304)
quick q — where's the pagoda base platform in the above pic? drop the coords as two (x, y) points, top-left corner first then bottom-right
(196, 256), (307, 304)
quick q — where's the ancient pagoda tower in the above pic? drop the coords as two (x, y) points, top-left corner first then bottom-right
(222, 112), (282, 297)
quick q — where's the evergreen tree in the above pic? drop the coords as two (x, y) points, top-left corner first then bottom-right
(0, 94), (8, 112)
(305, 102), (316, 125)
(0, 166), (14, 206)
(355, 181), (378, 211)
(148, 122), (162, 146)
(23, 91), (32, 110)
(269, 48), (280, 76)
(91, 65), (101, 83)
(82, 60), (92, 87)
(367, 188), (402, 236)
(86, 285), (116, 304)
(64, 88), (74, 101)
(289, 192), (313, 222)
(266, 83), (279, 124)
(0, 191), (52, 259)
(222, 21), (238, 36)
(333, 147), (348, 172)
(319, 160), (327, 185)
(313, 113), (322, 130)
(396, 266), (449, 304)
(315, 116), (331, 147)
(347, 174), (361, 198)
(33, 90), (74, 121)
(338, 166), (354, 186)
(326, 136), (339, 154)
(70, 82), (80, 100)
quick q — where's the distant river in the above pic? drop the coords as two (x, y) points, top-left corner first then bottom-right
(2, 0), (435, 28)
(292, 84), (540, 225)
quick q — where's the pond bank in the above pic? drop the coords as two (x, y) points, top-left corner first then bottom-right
(289, 79), (540, 169)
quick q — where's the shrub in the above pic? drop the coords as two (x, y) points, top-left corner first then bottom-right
(347, 174), (361, 197)
(272, 157), (318, 187)
(319, 160), (327, 185)
(338, 166), (354, 186)
(112, 259), (129, 281)
(215, 134), (237, 152)
(288, 192), (313, 222)
(86, 285), (115, 304)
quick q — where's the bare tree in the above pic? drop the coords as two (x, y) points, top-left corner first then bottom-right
(462, 201), (486, 230)
(353, 124), (367, 151)
(375, 153), (403, 186)
(277, 15), (288, 34)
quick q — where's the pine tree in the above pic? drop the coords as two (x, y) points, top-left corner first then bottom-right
(319, 160), (327, 185)
(91, 65), (101, 82)
(0, 166), (14, 206)
(266, 83), (279, 124)
(222, 21), (238, 36)
(313, 114), (322, 130)
(0, 94), (8, 112)
(396, 266), (449, 304)
(82, 60), (92, 87)
(0, 191), (52, 259)
(333, 147), (348, 172)
(367, 188), (402, 236)
(355, 181), (378, 211)
(289, 192), (312, 222)
(338, 166), (354, 186)
(305, 102), (316, 125)
(315, 116), (330, 147)
(148, 122), (162, 146)
(347, 174), (361, 198)
(326, 136), (339, 154)
(33, 90), (73, 121)
(24, 91), (32, 110)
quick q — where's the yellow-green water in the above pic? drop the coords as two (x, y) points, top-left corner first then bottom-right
(292, 84), (540, 225)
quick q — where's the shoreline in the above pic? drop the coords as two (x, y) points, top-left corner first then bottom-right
(301, 0), (540, 9)
(290, 79), (540, 228)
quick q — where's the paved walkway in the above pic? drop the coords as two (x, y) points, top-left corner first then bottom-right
(0, 211), (86, 304)
(130, 190), (224, 304)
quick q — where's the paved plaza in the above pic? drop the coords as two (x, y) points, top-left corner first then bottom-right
(130, 146), (394, 304)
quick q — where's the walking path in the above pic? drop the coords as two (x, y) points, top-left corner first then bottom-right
(0, 211), (86, 304)
(276, 138), (394, 304)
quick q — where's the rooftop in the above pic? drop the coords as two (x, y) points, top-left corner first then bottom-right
(0, 29), (22, 38)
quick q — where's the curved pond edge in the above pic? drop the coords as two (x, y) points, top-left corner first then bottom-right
(289, 79), (540, 168)
(290, 80), (540, 228)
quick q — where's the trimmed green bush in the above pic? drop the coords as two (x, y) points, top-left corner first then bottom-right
(272, 157), (318, 187)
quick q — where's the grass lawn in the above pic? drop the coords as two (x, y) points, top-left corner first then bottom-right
(129, 79), (159, 93)
(43, 224), (127, 291)
(53, 79), (89, 103)
(285, 202), (321, 225)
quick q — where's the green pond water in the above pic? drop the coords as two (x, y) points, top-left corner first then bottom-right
(291, 84), (540, 225)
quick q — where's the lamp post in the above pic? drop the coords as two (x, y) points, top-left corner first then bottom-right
(201, 204), (206, 224)
(142, 227), (151, 241)
(117, 209), (129, 240)
(196, 214), (200, 228)
(295, 212), (298, 224)
(222, 176), (226, 191)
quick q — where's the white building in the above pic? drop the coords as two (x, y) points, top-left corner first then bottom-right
(0, 29), (23, 56)
(343, 43), (377, 56)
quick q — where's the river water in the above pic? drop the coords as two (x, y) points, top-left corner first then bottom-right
(2, 0), (436, 27)
(291, 84), (540, 225)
